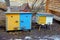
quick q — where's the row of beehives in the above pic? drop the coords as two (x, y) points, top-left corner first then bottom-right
(5, 12), (54, 31)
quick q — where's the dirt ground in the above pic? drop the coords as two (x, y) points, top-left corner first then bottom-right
(0, 19), (60, 40)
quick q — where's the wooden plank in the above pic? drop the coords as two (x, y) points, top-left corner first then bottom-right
(46, 0), (60, 13)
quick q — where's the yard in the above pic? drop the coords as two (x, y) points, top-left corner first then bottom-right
(0, 19), (60, 40)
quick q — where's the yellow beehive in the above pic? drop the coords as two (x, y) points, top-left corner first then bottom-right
(6, 12), (20, 31)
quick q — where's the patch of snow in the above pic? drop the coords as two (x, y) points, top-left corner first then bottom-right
(15, 39), (22, 40)
(49, 35), (60, 40)
(25, 36), (32, 40)
(39, 39), (47, 40)
(43, 35), (60, 40)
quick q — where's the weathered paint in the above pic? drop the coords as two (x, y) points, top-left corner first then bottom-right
(20, 13), (32, 30)
(6, 14), (20, 31)
(38, 16), (46, 24)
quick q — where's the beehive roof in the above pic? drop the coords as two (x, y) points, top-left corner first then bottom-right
(5, 12), (32, 14)
(36, 12), (53, 16)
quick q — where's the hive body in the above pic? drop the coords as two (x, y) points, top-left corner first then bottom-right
(36, 13), (53, 25)
(6, 12), (32, 31)
(20, 13), (32, 30)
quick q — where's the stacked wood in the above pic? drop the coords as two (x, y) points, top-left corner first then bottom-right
(0, 2), (7, 20)
(48, 0), (60, 12)
(46, 0), (60, 16)
(0, 2), (7, 12)
(50, 10), (60, 17)
(0, 12), (5, 20)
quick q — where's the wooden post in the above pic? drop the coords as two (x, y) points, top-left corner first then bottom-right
(39, 26), (40, 31)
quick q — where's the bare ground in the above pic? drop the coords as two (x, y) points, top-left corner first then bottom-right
(0, 20), (60, 40)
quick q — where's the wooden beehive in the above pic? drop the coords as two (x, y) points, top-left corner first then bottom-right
(5, 12), (32, 31)
(36, 13), (53, 25)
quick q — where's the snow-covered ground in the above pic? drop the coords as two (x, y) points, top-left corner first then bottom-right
(7, 35), (60, 40)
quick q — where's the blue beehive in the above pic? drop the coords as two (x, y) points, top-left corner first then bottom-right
(20, 12), (32, 30)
